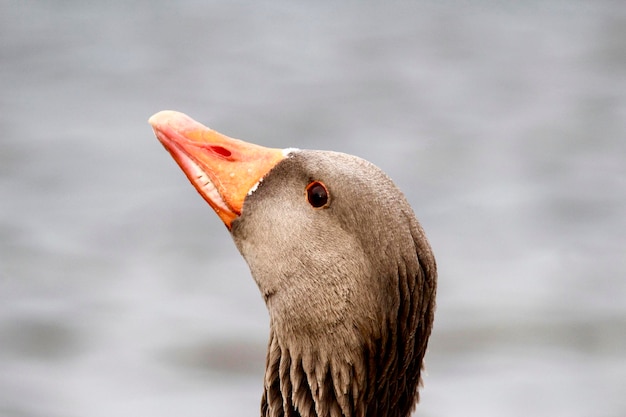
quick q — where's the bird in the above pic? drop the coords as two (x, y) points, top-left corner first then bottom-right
(149, 110), (437, 417)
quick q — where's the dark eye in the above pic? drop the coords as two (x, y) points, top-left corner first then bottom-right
(306, 181), (329, 208)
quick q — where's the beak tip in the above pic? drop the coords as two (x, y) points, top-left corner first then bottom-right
(148, 110), (184, 128)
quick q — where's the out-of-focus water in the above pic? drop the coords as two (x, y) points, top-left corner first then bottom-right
(1, 1), (625, 416)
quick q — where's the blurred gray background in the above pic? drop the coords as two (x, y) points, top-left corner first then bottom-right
(1, 1), (625, 416)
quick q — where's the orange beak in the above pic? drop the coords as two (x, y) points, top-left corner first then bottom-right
(149, 111), (285, 229)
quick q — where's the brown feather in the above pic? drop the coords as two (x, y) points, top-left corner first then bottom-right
(232, 150), (436, 417)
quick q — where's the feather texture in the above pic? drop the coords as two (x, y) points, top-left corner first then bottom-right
(234, 150), (437, 417)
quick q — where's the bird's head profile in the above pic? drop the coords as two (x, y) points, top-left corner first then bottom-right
(150, 110), (436, 417)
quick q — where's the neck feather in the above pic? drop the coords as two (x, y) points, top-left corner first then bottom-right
(260, 258), (436, 417)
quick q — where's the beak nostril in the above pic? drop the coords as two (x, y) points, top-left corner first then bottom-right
(208, 145), (232, 158)
(193, 144), (233, 158)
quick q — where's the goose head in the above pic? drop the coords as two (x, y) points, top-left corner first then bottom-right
(149, 110), (437, 417)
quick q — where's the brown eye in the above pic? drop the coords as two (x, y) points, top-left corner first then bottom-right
(306, 181), (329, 208)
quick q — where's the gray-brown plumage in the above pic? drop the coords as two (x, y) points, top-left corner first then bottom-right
(234, 151), (436, 417)
(149, 111), (437, 417)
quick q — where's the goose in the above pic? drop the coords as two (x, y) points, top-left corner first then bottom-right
(149, 110), (437, 417)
